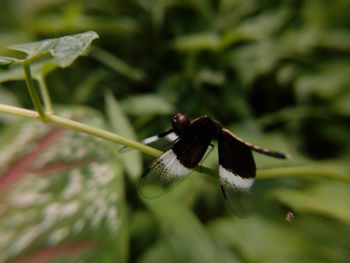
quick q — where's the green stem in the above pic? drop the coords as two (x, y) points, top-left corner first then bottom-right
(22, 62), (47, 120)
(37, 76), (53, 114)
(0, 103), (38, 118)
(0, 103), (349, 183)
(0, 103), (161, 156)
(257, 166), (350, 182)
(46, 114), (163, 157)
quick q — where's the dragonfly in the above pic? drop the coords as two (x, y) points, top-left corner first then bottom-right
(129, 113), (289, 217)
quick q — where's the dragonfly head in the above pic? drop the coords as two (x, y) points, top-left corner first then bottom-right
(171, 113), (191, 136)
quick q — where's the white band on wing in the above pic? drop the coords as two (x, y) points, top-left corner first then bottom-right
(158, 150), (189, 177)
(142, 135), (160, 145)
(165, 132), (178, 142)
(219, 165), (254, 190)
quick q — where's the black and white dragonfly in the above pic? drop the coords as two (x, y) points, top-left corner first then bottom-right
(132, 113), (289, 217)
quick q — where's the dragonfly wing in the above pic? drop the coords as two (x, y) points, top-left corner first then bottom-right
(218, 129), (256, 217)
(140, 116), (217, 198)
(119, 129), (177, 153)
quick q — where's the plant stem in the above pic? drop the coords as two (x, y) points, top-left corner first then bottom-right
(0, 103), (349, 183)
(0, 104), (38, 118)
(46, 114), (163, 157)
(258, 166), (350, 182)
(0, 104), (161, 156)
(37, 76), (53, 114)
(22, 62), (47, 120)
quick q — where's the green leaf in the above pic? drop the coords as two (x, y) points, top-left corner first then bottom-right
(73, 69), (108, 103)
(208, 216), (314, 263)
(333, 89), (350, 116)
(0, 63), (26, 82)
(193, 68), (226, 86)
(0, 86), (20, 107)
(145, 197), (224, 263)
(0, 32), (97, 83)
(0, 86), (21, 123)
(230, 41), (287, 85)
(121, 94), (174, 117)
(271, 181), (350, 225)
(8, 31), (99, 67)
(0, 56), (21, 65)
(0, 107), (123, 262)
(295, 62), (350, 100)
(105, 90), (142, 180)
(173, 32), (220, 51)
(137, 241), (180, 263)
(0, 60), (58, 83)
(237, 8), (290, 41)
(91, 47), (145, 81)
(219, 29), (246, 49)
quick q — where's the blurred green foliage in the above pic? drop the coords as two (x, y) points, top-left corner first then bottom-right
(0, 0), (349, 262)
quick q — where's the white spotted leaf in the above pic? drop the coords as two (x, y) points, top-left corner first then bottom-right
(0, 107), (124, 263)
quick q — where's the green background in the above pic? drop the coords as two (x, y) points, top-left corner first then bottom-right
(0, 0), (349, 262)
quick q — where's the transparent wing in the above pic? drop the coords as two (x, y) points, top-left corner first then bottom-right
(220, 181), (253, 218)
(140, 149), (191, 198)
(218, 129), (256, 217)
